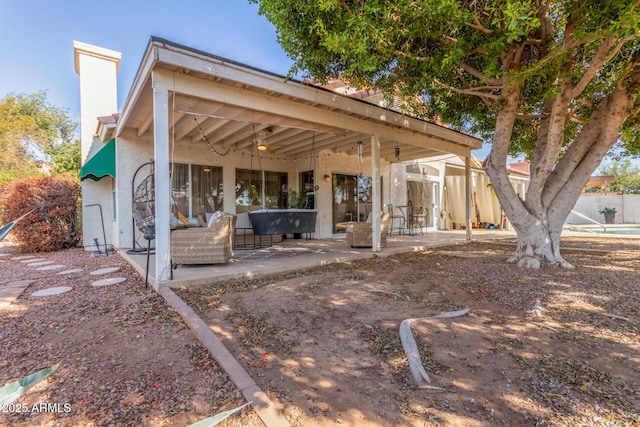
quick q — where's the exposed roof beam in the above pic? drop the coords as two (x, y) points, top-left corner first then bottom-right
(155, 43), (480, 148)
(277, 132), (336, 154)
(137, 112), (154, 137)
(153, 69), (474, 157)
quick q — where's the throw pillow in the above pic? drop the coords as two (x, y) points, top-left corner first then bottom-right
(207, 210), (223, 228)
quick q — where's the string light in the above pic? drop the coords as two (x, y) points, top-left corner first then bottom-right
(194, 117), (232, 157)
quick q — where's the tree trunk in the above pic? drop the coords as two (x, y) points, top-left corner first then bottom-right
(485, 60), (640, 269)
(508, 217), (572, 269)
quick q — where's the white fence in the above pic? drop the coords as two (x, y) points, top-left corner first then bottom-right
(566, 193), (640, 224)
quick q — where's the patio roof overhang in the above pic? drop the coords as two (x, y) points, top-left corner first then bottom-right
(116, 36), (480, 285)
(115, 37), (482, 162)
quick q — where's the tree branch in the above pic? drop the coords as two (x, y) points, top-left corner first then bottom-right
(570, 37), (628, 99)
(457, 62), (502, 86)
(545, 91), (635, 216)
(394, 50), (431, 62)
(432, 79), (501, 100)
(340, 0), (352, 14)
(515, 113), (543, 120)
(465, 14), (494, 35)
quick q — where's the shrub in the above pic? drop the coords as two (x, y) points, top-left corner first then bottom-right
(1, 176), (80, 252)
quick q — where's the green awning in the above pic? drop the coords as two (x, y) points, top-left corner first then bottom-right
(80, 138), (115, 181)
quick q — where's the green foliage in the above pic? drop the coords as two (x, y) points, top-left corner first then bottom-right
(252, 0), (640, 156)
(598, 207), (617, 214)
(0, 91), (77, 183)
(47, 139), (81, 177)
(287, 190), (310, 208)
(1, 176), (80, 252)
(598, 159), (640, 194)
(583, 185), (603, 193)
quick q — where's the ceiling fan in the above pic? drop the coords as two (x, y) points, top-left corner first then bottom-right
(253, 127), (286, 154)
(255, 130), (273, 153)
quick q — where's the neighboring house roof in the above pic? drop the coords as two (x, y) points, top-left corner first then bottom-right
(96, 113), (119, 142)
(115, 37), (482, 163)
(584, 175), (613, 192)
(507, 161), (531, 177)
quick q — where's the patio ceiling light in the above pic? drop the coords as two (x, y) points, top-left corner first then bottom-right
(257, 144), (268, 151)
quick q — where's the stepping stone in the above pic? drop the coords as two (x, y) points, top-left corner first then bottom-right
(36, 264), (65, 271)
(57, 268), (84, 275)
(91, 277), (126, 287)
(27, 260), (55, 267)
(90, 266), (121, 276)
(21, 258), (46, 263)
(31, 286), (73, 297)
(11, 255), (37, 260)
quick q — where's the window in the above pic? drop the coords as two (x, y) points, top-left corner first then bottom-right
(235, 168), (288, 212)
(171, 163), (223, 218)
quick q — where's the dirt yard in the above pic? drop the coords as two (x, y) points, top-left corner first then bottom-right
(1, 237), (639, 426)
(177, 237), (640, 427)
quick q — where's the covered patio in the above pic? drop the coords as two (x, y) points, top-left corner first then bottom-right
(87, 37), (482, 287)
(122, 229), (515, 288)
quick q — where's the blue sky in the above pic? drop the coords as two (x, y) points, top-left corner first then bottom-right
(0, 1), (292, 122)
(0, 1), (500, 158)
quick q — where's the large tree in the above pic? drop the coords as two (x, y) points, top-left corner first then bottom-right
(0, 91), (77, 183)
(252, 0), (640, 268)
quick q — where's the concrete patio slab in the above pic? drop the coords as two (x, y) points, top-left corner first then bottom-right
(121, 229), (518, 289)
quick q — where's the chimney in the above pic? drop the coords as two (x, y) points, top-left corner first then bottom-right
(73, 41), (121, 163)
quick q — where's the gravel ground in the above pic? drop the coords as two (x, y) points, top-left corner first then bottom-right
(0, 242), (259, 427)
(1, 236), (639, 426)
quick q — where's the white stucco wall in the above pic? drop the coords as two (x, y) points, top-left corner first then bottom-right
(74, 41), (121, 250)
(623, 194), (640, 224)
(568, 193), (640, 225)
(74, 42), (120, 163)
(82, 178), (114, 251)
(113, 134), (392, 247)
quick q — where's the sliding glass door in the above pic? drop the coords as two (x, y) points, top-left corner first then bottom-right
(407, 180), (438, 228)
(332, 174), (374, 232)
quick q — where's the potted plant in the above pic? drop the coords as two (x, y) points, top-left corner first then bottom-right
(599, 207), (617, 224)
(287, 190), (311, 239)
(288, 190), (310, 209)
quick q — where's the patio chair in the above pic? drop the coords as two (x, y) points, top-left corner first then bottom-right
(171, 212), (236, 264)
(413, 207), (427, 235)
(388, 205), (405, 235)
(346, 213), (391, 248)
